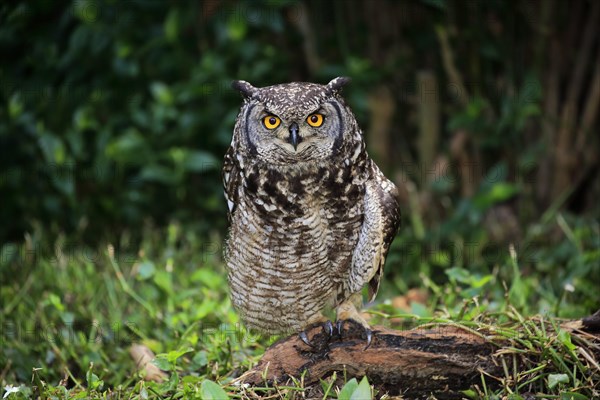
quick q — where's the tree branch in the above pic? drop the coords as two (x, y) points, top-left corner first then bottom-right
(239, 313), (600, 399)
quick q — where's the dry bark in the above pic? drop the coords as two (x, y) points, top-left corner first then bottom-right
(240, 321), (504, 399)
(239, 314), (600, 399)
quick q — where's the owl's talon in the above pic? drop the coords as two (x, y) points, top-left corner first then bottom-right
(335, 319), (372, 350)
(323, 320), (334, 338)
(335, 319), (344, 337)
(299, 321), (335, 348)
(364, 328), (373, 350)
(299, 330), (313, 348)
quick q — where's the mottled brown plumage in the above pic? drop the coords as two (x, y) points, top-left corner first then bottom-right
(223, 77), (400, 335)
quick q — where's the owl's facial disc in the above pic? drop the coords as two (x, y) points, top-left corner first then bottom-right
(242, 98), (344, 164)
(258, 109), (328, 153)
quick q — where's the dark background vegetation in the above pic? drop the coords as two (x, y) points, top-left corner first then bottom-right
(1, 0), (599, 396)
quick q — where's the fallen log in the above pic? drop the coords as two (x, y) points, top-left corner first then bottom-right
(239, 313), (600, 399)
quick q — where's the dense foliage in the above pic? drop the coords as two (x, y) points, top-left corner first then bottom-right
(3, 0), (597, 242)
(1, 0), (598, 398)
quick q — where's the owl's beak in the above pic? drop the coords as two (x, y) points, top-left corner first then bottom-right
(288, 122), (301, 150)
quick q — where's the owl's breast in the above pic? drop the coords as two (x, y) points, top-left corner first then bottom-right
(243, 164), (365, 228)
(225, 163), (365, 333)
(233, 164), (365, 285)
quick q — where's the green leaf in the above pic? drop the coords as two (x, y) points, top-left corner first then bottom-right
(152, 355), (171, 371)
(460, 389), (478, 399)
(166, 347), (193, 363)
(200, 379), (228, 399)
(488, 183), (519, 201)
(548, 373), (569, 389)
(191, 268), (224, 289)
(445, 267), (470, 284)
(38, 132), (66, 164)
(153, 269), (173, 294)
(183, 150), (219, 172)
(410, 301), (430, 317)
(86, 365), (104, 391)
(47, 293), (65, 312)
(320, 378), (330, 394)
(168, 369), (179, 391)
(227, 16), (247, 41)
(150, 82), (174, 105)
(137, 261), (156, 280)
(139, 164), (177, 184)
(73, 0), (99, 22)
(192, 350), (208, 368)
(9, 94), (23, 118)
(557, 329), (577, 351)
(560, 392), (589, 400)
(431, 250), (451, 267)
(337, 378), (359, 400)
(470, 274), (492, 288)
(473, 182), (519, 210)
(350, 376), (372, 400)
(106, 129), (149, 164)
(164, 9), (179, 42)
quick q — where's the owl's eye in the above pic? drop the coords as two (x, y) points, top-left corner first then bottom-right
(262, 115), (281, 129)
(307, 113), (324, 127)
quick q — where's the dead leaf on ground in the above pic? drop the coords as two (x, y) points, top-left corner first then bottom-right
(392, 288), (429, 312)
(129, 344), (168, 383)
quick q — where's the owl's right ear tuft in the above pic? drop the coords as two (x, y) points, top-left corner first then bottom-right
(326, 76), (351, 95)
(231, 80), (257, 99)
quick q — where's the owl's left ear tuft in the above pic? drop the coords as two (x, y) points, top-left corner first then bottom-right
(231, 80), (257, 99)
(326, 76), (351, 95)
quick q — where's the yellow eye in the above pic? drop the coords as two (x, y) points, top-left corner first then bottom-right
(263, 115), (281, 129)
(307, 113), (324, 127)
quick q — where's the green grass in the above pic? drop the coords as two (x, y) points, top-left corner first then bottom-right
(1, 214), (598, 399)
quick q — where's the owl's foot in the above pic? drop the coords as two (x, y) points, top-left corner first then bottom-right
(298, 320), (334, 348)
(335, 319), (372, 350)
(336, 298), (373, 350)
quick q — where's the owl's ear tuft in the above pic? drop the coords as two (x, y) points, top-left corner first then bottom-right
(326, 76), (351, 95)
(231, 80), (257, 99)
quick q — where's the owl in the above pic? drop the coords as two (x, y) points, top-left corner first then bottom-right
(223, 77), (400, 346)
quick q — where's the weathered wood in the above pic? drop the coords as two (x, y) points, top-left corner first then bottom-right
(582, 309), (600, 332)
(240, 314), (600, 399)
(240, 321), (507, 399)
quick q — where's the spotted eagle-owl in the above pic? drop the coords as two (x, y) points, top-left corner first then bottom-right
(223, 77), (400, 342)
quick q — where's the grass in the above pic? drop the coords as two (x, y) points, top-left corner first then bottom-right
(1, 213), (598, 399)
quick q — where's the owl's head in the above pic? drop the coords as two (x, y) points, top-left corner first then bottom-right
(231, 77), (356, 166)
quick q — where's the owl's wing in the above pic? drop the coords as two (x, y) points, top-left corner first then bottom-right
(222, 146), (241, 221)
(348, 162), (401, 302)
